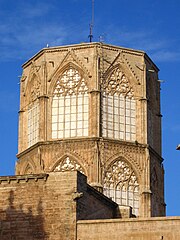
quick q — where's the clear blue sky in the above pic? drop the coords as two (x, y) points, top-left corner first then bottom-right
(0, 0), (179, 216)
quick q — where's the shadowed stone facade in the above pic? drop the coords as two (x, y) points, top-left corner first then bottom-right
(0, 171), (118, 239)
(16, 43), (165, 218)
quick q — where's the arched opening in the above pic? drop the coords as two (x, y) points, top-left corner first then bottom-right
(103, 159), (139, 216)
(51, 66), (89, 139)
(102, 67), (136, 141)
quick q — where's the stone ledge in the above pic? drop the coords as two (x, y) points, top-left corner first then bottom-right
(17, 137), (148, 158)
(0, 173), (48, 184)
(77, 216), (180, 224)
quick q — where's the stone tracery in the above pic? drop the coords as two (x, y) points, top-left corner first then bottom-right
(103, 159), (139, 216)
(52, 66), (89, 139)
(104, 67), (134, 97)
(102, 67), (136, 141)
(30, 74), (41, 101)
(54, 156), (85, 174)
(53, 67), (88, 96)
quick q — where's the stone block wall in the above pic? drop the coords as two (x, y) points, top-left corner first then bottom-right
(0, 172), (77, 240)
(0, 171), (117, 240)
(76, 174), (118, 220)
(77, 217), (180, 240)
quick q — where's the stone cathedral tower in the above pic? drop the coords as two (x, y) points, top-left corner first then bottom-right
(16, 43), (165, 218)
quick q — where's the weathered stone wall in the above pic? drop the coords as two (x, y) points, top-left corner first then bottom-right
(77, 217), (180, 240)
(145, 56), (161, 155)
(0, 171), (116, 240)
(0, 172), (77, 240)
(149, 147), (165, 216)
(77, 174), (118, 220)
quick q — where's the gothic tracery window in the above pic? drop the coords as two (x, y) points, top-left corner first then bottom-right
(52, 67), (89, 139)
(102, 67), (136, 141)
(53, 156), (85, 174)
(103, 159), (139, 216)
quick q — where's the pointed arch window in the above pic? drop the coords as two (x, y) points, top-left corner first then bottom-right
(103, 159), (139, 216)
(52, 67), (89, 139)
(27, 100), (39, 147)
(102, 68), (136, 141)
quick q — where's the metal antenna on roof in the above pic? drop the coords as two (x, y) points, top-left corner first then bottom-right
(88, 0), (94, 42)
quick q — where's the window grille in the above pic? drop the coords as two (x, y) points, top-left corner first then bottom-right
(52, 67), (89, 139)
(102, 68), (136, 141)
(27, 101), (39, 147)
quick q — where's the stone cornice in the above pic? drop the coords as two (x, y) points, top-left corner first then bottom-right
(16, 137), (148, 159)
(22, 42), (151, 69)
(77, 216), (180, 224)
(100, 137), (147, 149)
(0, 174), (48, 184)
(16, 137), (102, 158)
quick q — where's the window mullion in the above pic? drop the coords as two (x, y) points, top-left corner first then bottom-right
(69, 95), (71, 137)
(82, 93), (84, 135)
(76, 93), (78, 137)
(130, 98), (132, 141)
(124, 97), (126, 140)
(112, 94), (115, 138)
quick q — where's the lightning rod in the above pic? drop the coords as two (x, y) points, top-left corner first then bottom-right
(89, 0), (94, 42)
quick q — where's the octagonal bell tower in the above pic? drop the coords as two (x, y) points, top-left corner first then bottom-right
(16, 42), (165, 218)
